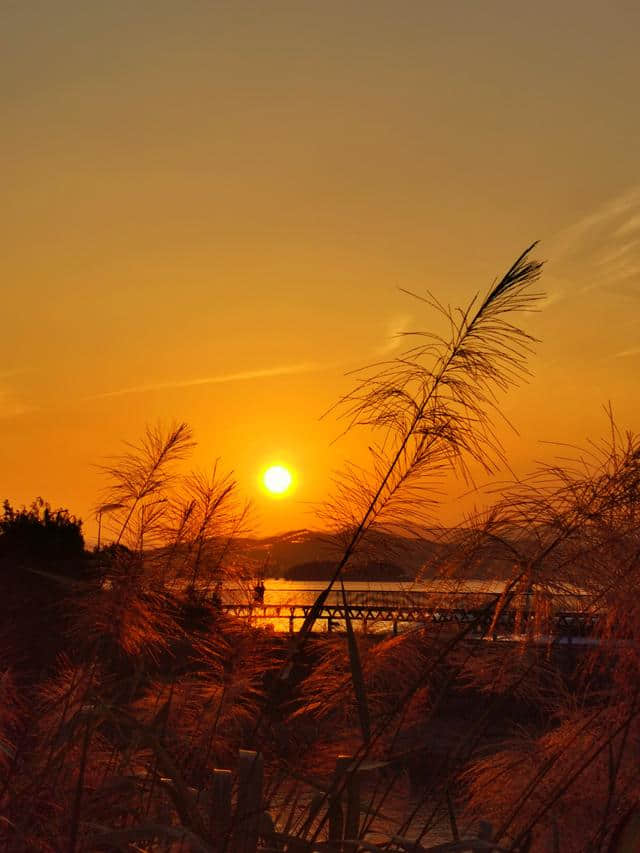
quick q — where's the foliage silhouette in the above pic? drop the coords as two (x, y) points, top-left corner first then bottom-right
(0, 498), (90, 677)
(0, 498), (85, 571)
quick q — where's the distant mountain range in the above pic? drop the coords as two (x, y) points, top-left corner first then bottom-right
(148, 527), (534, 583)
(231, 527), (523, 581)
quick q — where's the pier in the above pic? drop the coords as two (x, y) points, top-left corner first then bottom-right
(221, 599), (599, 640)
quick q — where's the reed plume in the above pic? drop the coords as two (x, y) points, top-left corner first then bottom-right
(308, 245), (544, 631)
(97, 421), (194, 548)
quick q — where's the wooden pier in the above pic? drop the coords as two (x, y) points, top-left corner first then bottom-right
(221, 601), (599, 639)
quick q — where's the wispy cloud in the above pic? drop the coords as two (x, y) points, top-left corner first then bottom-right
(0, 388), (34, 419)
(0, 367), (35, 380)
(615, 213), (640, 238)
(377, 313), (413, 355)
(86, 361), (330, 400)
(550, 184), (640, 296)
(614, 346), (640, 359)
(537, 290), (565, 310)
(0, 369), (37, 418)
(553, 185), (640, 256)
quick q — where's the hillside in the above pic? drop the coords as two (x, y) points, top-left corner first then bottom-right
(232, 527), (525, 581)
(148, 527), (533, 582)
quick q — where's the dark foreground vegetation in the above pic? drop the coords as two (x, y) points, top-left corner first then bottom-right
(2, 246), (640, 851)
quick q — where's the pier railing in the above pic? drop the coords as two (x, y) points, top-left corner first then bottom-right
(220, 600), (599, 640)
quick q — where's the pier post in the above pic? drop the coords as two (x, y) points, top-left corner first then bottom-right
(329, 755), (361, 851)
(235, 750), (263, 853)
(209, 768), (232, 850)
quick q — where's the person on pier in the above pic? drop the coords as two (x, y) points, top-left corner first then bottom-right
(253, 578), (265, 604)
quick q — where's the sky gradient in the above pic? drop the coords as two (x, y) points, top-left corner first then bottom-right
(2, 1), (639, 540)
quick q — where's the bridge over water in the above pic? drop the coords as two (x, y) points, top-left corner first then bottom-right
(221, 585), (598, 640)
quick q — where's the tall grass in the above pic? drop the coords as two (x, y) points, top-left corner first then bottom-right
(2, 246), (639, 851)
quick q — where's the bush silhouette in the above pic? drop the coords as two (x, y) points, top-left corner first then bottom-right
(0, 498), (85, 570)
(0, 498), (88, 675)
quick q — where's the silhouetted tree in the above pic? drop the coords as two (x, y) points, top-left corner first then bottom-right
(0, 498), (85, 570)
(0, 498), (87, 676)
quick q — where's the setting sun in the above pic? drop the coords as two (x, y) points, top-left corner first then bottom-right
(263, 465), (293, 496)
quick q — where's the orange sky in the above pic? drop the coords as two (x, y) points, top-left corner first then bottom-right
(2, 2), (639, 542)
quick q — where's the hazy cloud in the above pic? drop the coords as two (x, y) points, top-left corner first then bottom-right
(86, 361), (330, 400)
(614, 346), (640, 359)
(537, 290), (565, 310)
(550, 184), (640, 296)
(553, 185), (640, 255)
(0, 388), (34, 419)
(615, 214), (640, 238)
(0, 369), (36, 418)
(0, 367), (35, 380)
(377, 313), (413, 355)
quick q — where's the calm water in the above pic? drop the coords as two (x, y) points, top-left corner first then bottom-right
(223, 578), (510, 604)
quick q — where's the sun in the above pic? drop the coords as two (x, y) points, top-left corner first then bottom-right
(263, 465), (293, 496)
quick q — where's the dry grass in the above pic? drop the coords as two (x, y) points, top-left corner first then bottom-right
(3, 248), (640, 851)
